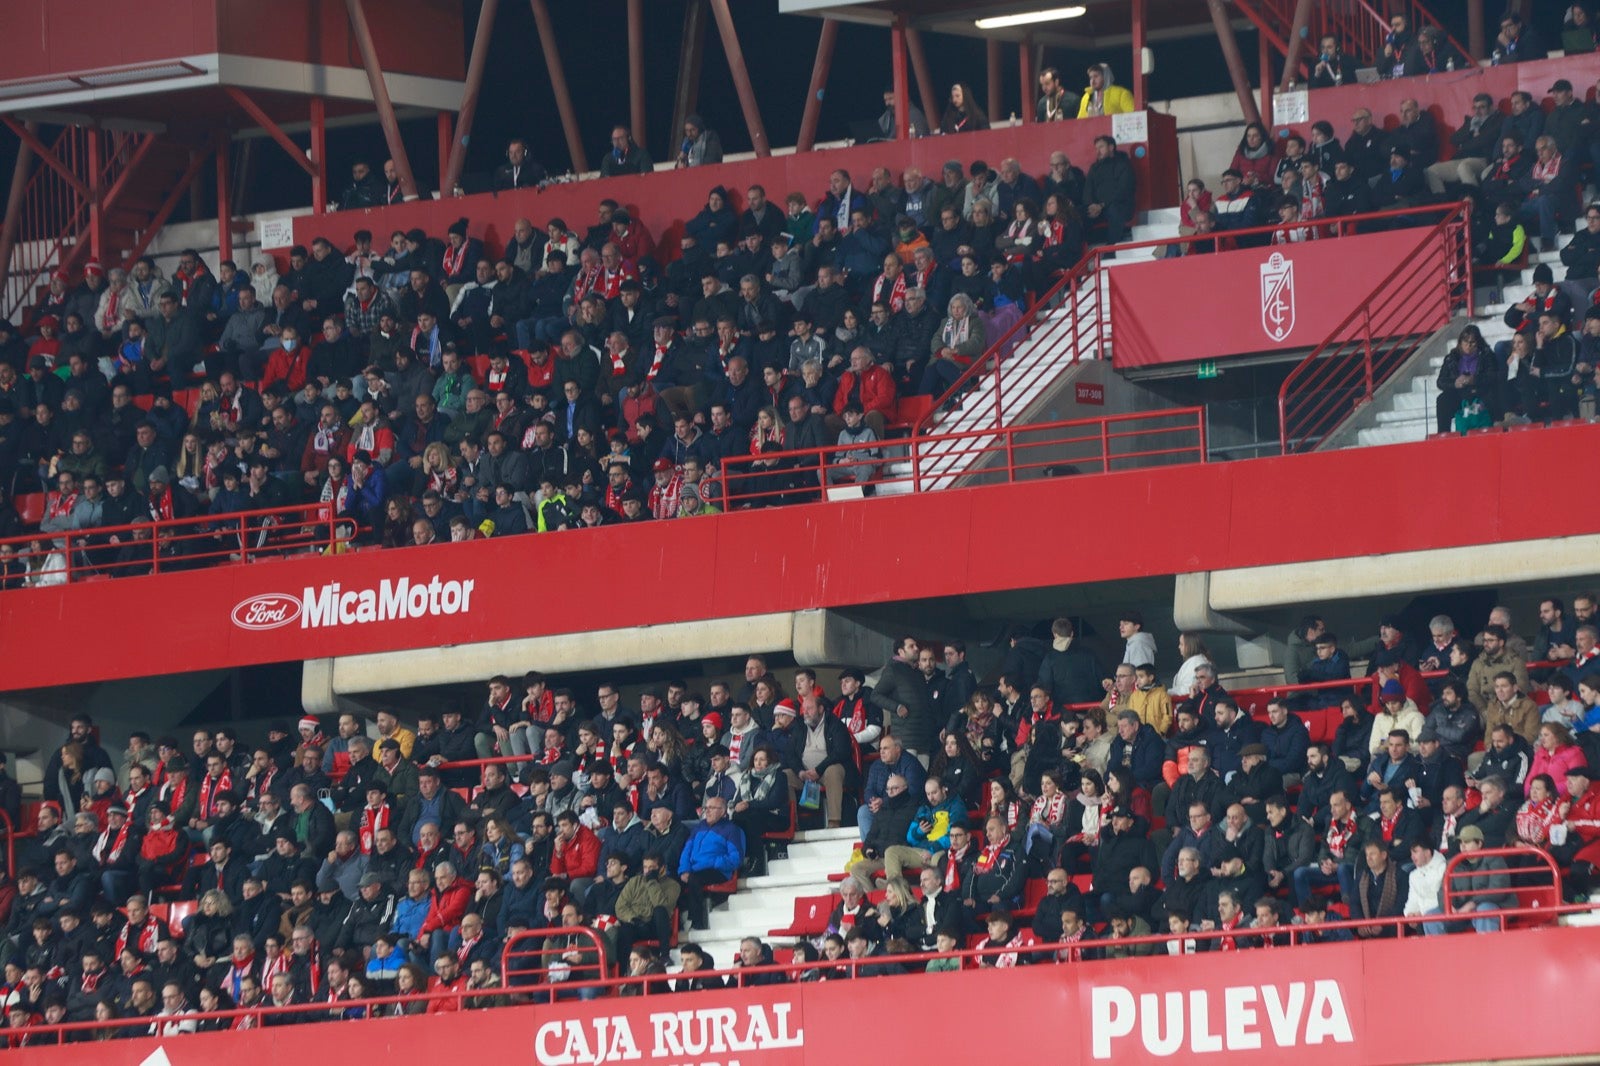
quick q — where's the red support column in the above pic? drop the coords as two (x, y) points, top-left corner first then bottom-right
(1279, 0), (1314, 92)
(708, 0), (770, 156)
(1131, 0), (1147, 108)
(797, 17), (838, 152)
(85, 127), (105, 265)
(1258, 28), (1272, 129)
(215, 132), (233, 262)
(1207, 0), (1262, 125)
(1018, 36), (1034, 124)
(987, 39), (1003, 123)
(444, 0), (499, 196)
(530, 0), (591, 173)
(905, 28), (941, 138)
(343, 0), (419, 200)
(892, 15), (910, 140)
(437, 112), (452, 191)
(628, 0), (647, 147)
(0, 123), (35, 299)
(310, 96), (328, 213)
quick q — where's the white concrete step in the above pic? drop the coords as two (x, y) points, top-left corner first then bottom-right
(1357, 423), (1429, 446)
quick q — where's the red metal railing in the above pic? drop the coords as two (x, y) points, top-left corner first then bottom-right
(1232, 0), (1471, 78)
(0, 501), (351, 585)
(1277, 201), (1472, 454)
(912, 204), (1471, 468)
(723, 406), (1206, 507)
(19, 895), (1592, 1040)
(1, 126), (147, 323)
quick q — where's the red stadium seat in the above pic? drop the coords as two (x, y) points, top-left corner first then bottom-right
(768, 893), (836, 939)
(13, 494), (44, 526)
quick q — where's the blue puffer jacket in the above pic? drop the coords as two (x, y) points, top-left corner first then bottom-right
(677, 818), (745, 878)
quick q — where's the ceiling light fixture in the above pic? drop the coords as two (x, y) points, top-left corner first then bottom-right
(974, 6), (1087, 29)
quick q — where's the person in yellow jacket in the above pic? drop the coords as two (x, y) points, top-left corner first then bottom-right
(1128, 664), (1174, 736)
(1078, 63), (1135, 118)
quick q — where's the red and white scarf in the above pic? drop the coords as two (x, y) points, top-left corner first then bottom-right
(1326, 816), (1358, 859)
(198, 769), (233, 819)
(442, 242), (470, 279)
(359, 803), (391, 854)
(943, 843), (969, 892)
(95, 820), (133, 865)
(975, 833), (1009, 873)
(873, 272), (907, 312)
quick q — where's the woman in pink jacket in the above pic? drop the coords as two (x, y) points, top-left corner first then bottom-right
(1530, 722), (1588, 798)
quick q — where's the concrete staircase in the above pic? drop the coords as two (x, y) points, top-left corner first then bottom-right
(682, 825), (855, 964)
(871, 207), (1183, 496)
(1347, 227), (1586, 448)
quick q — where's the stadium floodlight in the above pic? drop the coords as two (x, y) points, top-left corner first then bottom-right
(973, 6), (1087, 29)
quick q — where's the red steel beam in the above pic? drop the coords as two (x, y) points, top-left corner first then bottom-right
(1259, 26), (1272, 129)
(905, 28), (940, 141)
(344, 0), (419, 200)
(215, 132), (232, 262)
(797, 18), (838, 152)
(85, 127), (105, 265)
(310, 96), (328, 212)
(1018, 35), (1034, 124)
(1207, 0), (1263, 126)
(1131, 0), (1147, 108)
(708, 0), (770, 156)
(0, 122), (36, 304)
(891, 15), (909, 140)
(1279, 0), (1314, 93)
(444, 0), (499, 197)
(530, 0), (590, 174)
(0, 118), (89, 199)
(628, 0), (647, 147)
(987, 38), (1002, 123)
(222, 87), (316, 177)
(123, 147), (213, 267)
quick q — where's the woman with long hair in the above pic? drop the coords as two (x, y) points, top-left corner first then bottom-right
(1171, 633), (1214, 700)
(479, 815), (525, 875)
(941, 83), (989, 134)
(1230, 121), (1276, 188)
(1058, 769), (1111, 872)
(929, 729), (982, 806)
(388, 963), (430, 1016)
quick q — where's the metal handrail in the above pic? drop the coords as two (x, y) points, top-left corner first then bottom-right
(1277, 201), (1472, 454)
(0, 500), (350, 587)
(13, 900), (1595, 1041)
(723, 406), (1206, 509)
(913, 203), (1470, 445)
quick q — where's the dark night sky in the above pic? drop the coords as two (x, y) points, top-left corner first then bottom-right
(0, 0), (1490, 223)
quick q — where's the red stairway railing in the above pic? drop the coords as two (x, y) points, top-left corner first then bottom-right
(1277, 201), (1472, 454)
(0, 125), (146, 323)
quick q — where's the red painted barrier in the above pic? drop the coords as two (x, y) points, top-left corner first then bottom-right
(3, 420), (1600, 691)
(291, 114), (1181, 267)
(11, 924), (1600, 1064)
(1285, 54), (1600, 155)
(1109, 225), (1452, 369)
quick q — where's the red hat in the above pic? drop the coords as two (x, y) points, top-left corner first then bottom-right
(36, 315), (59, 330)
(702, 711), (725, 733)
(298, 714), (319, 732)
(53, 268), (70, 282)
(652, 457), (673, 472)
(773, 698), (798, 719)
(84, 260), (104, 278)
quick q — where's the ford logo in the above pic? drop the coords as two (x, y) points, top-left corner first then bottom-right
(231, 593), (302, 631)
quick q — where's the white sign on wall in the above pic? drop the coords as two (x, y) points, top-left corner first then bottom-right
(1111, 110), (1148, 144)
(257, 216), (295, 250)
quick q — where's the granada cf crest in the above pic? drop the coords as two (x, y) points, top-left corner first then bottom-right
(1260, 252), (1295, 342)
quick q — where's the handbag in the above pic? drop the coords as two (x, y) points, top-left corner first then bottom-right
(1453, 397), (1491, 433)
(799, 779), (823, 810)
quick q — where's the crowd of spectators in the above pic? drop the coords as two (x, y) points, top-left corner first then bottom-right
(2, 592), (1599, 1039)
(0, 122), (1144, 575)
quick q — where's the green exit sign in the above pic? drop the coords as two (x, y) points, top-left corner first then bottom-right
(1197, 360), (1219, 380)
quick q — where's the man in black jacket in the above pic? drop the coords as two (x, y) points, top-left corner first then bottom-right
(1083, 135), (1136, 246)
(1037, 617), (1106, 707)
(871, 636), (936, 761)
(493, 139), (545, 191)
(848, 775), (916, 892)
(1429, 94), (1503, 196)
(797, 696), (856, 828)
(334, 872), (395, 953)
